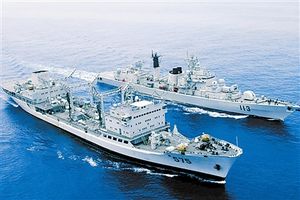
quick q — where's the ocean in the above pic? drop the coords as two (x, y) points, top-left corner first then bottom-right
(1, 2), (299, 199)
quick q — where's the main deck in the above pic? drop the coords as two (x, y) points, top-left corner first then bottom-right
(135, 131), (241, 157)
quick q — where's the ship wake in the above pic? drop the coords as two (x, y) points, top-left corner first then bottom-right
(100, 160), (177, 178)
(82, 156), (98, 167)
(37, 149), (224, 183)
(182, 106), (248, 119)
(0, 93), (19, 107)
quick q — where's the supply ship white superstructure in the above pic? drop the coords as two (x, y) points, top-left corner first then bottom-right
(1, 70), (242, 183)
(98, 53), (300, 120)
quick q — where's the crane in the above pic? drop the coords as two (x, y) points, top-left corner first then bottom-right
(89, 76), (133, 128)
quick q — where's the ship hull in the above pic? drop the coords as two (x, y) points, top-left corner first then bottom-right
(98, 72), (293, 120)
(10, 96), (238, 183)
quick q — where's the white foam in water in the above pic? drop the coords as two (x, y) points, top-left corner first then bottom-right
(0, 94), (19, 107)
(104, 160), (122, 169)
(26, 146), (36, 152)
(102, 161), (123, 171)
(187, 174), (226, 184)
(183, 107), (248, 119)
(57, 151), (64, 160)
(82, 156), (98, 167)
(130, 167), (178, 178)
(68, 155), (79, 161)
(131, 167), (151, 173)
(103, 162), (177, 178)
(146, 171), (178, 178)
(112, 162), (120, 169)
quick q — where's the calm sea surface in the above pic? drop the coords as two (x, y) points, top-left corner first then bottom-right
(1, 2), (299, 200)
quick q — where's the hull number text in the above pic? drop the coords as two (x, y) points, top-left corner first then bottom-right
(172, 156), (192, 164)
(240, 105), (251, 111)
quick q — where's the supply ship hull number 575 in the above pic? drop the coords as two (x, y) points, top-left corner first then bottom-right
(172, 156), (192, 164)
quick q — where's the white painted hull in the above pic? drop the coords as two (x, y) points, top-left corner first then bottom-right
(98, 72), (293, 120)
(12, 97), (239, 182)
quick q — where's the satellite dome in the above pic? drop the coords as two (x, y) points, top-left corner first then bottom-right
(243, 91), (256, 101)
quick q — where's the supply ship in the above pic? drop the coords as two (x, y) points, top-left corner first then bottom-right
(1, 70), (242, 183)
(98, 53), (300, 120)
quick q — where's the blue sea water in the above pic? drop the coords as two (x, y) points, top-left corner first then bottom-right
(1, 2), (300, 199)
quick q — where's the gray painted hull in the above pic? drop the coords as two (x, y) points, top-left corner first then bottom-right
(98, 72), (293, 120)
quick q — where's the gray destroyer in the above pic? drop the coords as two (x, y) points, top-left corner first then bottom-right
(98, 53), (300, 120)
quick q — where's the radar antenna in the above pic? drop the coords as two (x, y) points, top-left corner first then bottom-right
(151, 51), (161, 68)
